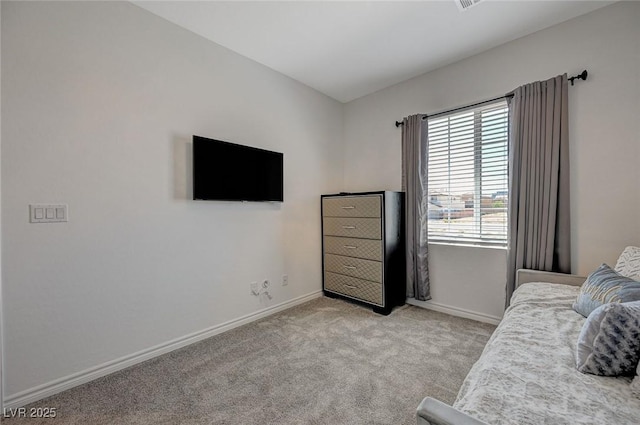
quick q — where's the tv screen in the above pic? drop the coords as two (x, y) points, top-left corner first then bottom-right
(193, 136), (284, 202)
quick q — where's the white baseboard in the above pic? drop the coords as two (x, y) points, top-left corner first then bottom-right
(4, 291), (323, 409)
(406, 298), (502, 325)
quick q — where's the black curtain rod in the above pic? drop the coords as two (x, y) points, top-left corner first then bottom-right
(395, 70), (588, 127)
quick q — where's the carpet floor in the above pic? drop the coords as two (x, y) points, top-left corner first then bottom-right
(4, 297), (495, 425)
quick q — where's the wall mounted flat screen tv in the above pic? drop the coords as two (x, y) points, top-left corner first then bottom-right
(193, 136), (284, 202)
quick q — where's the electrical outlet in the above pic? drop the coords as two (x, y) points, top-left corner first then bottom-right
(262, 279), (270, 289)
(282, 274), (288, 286)
(250, 282), (259, 296)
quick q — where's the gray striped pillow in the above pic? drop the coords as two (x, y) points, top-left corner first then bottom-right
(573, 264), (640, 318)
(576, 301), (640, 376)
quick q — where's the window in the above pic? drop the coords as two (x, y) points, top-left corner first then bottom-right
(427, 100), (509, 247)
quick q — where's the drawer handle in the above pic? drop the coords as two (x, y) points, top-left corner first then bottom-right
(343, 265), (357, 270)
(343, 284), (358, 289)
(341, 206), (355, 209)
(343, 245), (358, 249)
(342, 225), (356, 229)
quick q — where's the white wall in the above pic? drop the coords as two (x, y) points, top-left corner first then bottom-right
(2, 1), (343, 402)
(343, 2), (640, 320)
(0, 0), (4, 410)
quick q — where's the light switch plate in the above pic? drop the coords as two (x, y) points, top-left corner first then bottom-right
(30, 204), (68, 223)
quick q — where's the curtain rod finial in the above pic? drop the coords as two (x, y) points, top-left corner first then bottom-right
(395, 121), (403, 128)
(568, 69), (588, 86)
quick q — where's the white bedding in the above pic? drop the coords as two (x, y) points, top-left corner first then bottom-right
(453, 282), (640, 425)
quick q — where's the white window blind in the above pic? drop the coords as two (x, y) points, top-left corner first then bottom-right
(427, 100), (509, 247)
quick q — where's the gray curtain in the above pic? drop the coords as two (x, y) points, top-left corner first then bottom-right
(401, 115), (431, 301)
(506, 74), (571, 306)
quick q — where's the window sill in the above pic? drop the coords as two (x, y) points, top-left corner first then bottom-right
(428, 241), (507, 251)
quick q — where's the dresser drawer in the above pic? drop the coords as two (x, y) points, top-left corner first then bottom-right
(322, 195), (381, 218)
(324, 272), (383, 306)
(322, 217), (381, 240)
(323, 236), (382, 261)
(324, 253), (382, 283)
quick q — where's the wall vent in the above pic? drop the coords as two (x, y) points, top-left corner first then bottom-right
(456, 0), (483, 12)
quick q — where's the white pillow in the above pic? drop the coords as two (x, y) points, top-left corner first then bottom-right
(615, 246), (640, 280)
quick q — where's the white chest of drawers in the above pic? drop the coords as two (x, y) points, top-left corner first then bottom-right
(321, 191), (405, 315)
